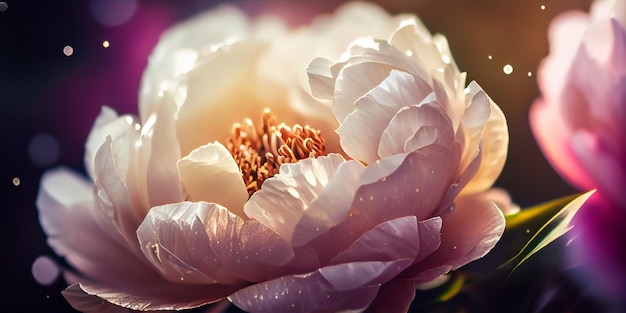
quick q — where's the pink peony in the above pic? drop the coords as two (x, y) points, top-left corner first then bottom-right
(38, 3), (508, 312)
(530, 0), (626, 304)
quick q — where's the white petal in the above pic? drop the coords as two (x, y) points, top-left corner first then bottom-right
(93, 136), (143, 246)
(245, 154), (364, 246)
(84, 107), (125, 180)
(145, 93), (183, 207)
(337, 70), (432, 163)
(461, 82), (508, 194)
(378, 100), (454, 158)
(177, 142), (248, 218)
(139, 5), (251, 123)
(307, 57), (336, 101)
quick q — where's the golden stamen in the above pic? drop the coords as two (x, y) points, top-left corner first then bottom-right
(226, 109), (326, 197)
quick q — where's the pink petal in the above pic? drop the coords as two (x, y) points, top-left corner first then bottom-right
(136, 202), (239, 285)
(307, 147), (453, 263)
(353, 144), (460, 224)
(138, 201), (294, 283)
(337, 69), (432, 163)
(573, 20), (625, 144)
(245, 154), (365, 247)
(73, 279), (238, 311)
(177, 142), (248, 218)
(540, 12), (589, 102)
(38, 169), (216, 311)
(571, 130), (626, 207)
(37, 169), (142, 283)
(229, 259), (412, 313)
(319, 259), (413, 291)
(62, 284), (131, 313)
(530, 98), (596, 191)
(413, 200), (505, 273)
(330, 216), (421, 264)
(378, 101), (454, 158)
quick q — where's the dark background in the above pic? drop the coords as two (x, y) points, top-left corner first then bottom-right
(0, 0), (592, 312)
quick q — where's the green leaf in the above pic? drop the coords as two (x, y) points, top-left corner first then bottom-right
(501, 190), (595, 273)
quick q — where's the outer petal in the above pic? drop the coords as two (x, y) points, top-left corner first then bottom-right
(177, 142), (248, 217)
(245, 154), (365, 247)
(93, 136), (143, 248)
(308, 147), (453, 263)
(330, 216), (421, 264)
(37, 168), (144, 284)
(38, 169), (224, 311)
(229, 259), (412, 313)
(62, 284), (131, 313)
(71, 279), (238, 312)
(353, 144), (461, 225)
(410, 200), (505, 274)
(84, 106), (121, 180)
(461, 83), (508, 194)
(138, 202), (294, 283)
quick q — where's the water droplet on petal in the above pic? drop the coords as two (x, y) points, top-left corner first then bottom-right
(540, 4), (546, 10)
(488, 55), (493, 60)
(102, 40), (110, 48)
(448, 203), (456, 213)
(527, 72), (533, 77)
(12, 177), (20, 186)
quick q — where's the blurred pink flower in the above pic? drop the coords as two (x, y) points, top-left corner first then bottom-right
(530, 0), (626, 303)
(38, 2), (508, 312)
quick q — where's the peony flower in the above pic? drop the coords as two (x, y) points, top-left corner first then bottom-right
(38, 2), (508, 312)
(530, 0), (626, 304)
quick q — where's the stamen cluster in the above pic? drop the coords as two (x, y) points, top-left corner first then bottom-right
(226, 109), (326, 196)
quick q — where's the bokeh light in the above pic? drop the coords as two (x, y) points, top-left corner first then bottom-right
(90, 0), (138, 27)
(28, 133), (61, 167)
(62, 45), (73, 56)
(31, 255), (60, 286)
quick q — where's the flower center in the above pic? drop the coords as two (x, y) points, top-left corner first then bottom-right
(226, 109), (326, 196)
